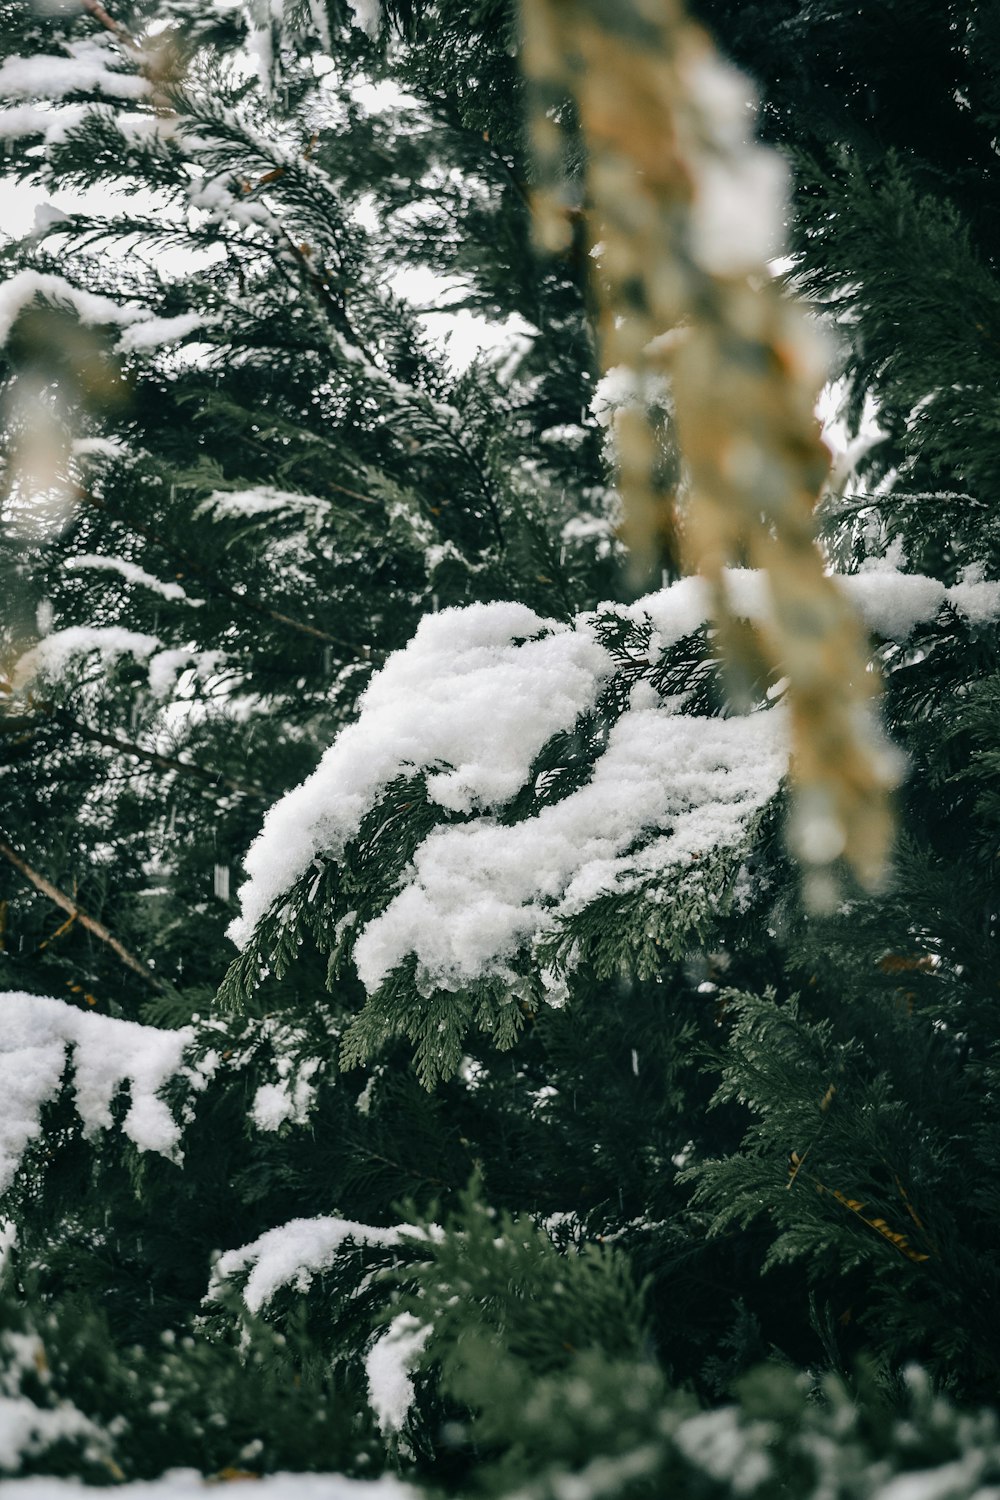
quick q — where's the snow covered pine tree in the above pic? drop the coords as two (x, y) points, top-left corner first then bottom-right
(1, 0), (1000, 1496)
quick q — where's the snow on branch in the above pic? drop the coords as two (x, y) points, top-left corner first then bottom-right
(228, 600), (613, 947)
(365, 1314), (432, 1437)
(0, 271), (209, 352)
(0, 994), (195, 1195)
(230, 569), (1000, 1000)
(0, 272), (146, 347)
(352, 703), (786, 994)
(12, 627), (161, 692)
(0, 50), (148, 104)
(208, 1215), (424, 1315)
(63, 554), (201, 605)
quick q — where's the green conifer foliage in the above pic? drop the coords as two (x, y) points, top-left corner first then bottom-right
(0, 1), (999, 1496)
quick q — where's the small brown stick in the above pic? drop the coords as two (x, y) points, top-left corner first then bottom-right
(0, 838), (165, 990)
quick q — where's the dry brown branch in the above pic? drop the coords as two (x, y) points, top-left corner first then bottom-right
(0, 838), (165, 990)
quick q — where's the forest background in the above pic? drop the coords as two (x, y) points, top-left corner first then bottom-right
(0, 1), (999, 1497)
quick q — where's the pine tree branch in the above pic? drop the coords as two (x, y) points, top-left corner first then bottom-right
(51, 709), (274, 801)
(0, 837), (165, 991)
(81, 492), (377, 660)
(0, 704), (273, 801)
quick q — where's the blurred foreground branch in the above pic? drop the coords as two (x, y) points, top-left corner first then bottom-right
(520, 0), (896, 896)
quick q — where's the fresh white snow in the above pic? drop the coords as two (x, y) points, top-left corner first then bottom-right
(364, 1314), (432, 1436)
(115, 313), (210, 353)
(0, 271), (147, 346)
(63, 555), (196, 604)
(209, 1216), (408, 1315)
(0, 994), (193, 1194)
(0, 1397), (101, 1475)
(229, 601), (613, 946)
(230, 569), (1000, 987)
(13, 627), (161, 691)
(0, 53), (148, 104)
(352, 703), (788, 993)
(0, 273), (205, 354)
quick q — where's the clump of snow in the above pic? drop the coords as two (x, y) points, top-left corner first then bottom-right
(674, 1406), (774, 1494)
(70, 437), (126, 459)
(230, 602), (613, 946)
(0, 1330), (106, 1474)
(590, 364), (671, 430)
(0, 271), (147, 347)
(209, 1216), (410, 1314)
(250, 1054), (321, 1132)
(231, 568), (1000, 973)
(0, 1395), (101, 1474)
(197, 486), (331, 521)
(539, 423), (589, 447)
(0, 273), (207, 356)
(63, 555), (196, 604)
(841, 572), (947, 642)
(116, 313), (210, 353)
(945, 564), (1000, 628)
(346, 0), (383, 36)
(31, 202), (72, 234)
(0, 994), (194, 1195)
(146, 648), (221, 700)
(561, 512), (620, 562)
(0, 105), (87, 145)
(365, 1314), (432, 1436)
(12, 626), (161, 691)
(0, 52), (148, 103)
(353, 705), (787, 992)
